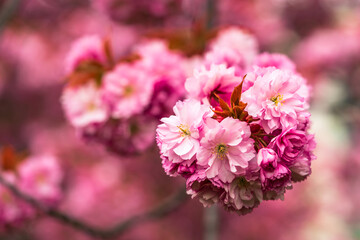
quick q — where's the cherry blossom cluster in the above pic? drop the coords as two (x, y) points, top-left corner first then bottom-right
(0, 147), (63, 226)
(61, 35), (186, 155)
(157, 28), (316, 215)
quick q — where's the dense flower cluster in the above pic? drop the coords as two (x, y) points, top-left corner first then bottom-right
(61, 36), (186, 155)
(0, 147), (63, 225)
(157, 28), (316, 215)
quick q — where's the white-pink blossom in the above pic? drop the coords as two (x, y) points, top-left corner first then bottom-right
(197, 117), (255, 183)
(156, 99), (213, 163)
(253, 52), (296, 72)
(242, 68), (310, 133)
(18, 155), (63, 205)
(61, 82), (108, 128)
(185, 64), (242, 105)
(101, 63), (154, 119)
(65, 35), (106, 73)
(209, 27), (259, 67)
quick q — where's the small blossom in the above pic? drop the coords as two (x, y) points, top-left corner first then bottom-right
(185, 64), (242, 106)
(204, 47), (247, 76)
(61, 82), (108, 128)
(242, 68), (310, 133)
(65, 35), (106, 73)
(101, 63), (154, 119)
(223, 177), (262, 215)
(157, 99), (213, 163)
(0, 173), (31, 225)
(269, 127), (316, 166)
(18, 155), (63, 205)
(209, 27), (259, 67)
(253, 52), (296, 72)
(186, 170), (225, 207)
(197, 118), (255, 183)
(257, 148), (278, 171)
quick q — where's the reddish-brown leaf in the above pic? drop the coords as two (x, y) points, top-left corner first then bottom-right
(212, 110), (231, 118)
(103, 37), (114, 67)
(232, 106), (243, 118)
(0, 146), (25, 172)
(213, 93), (231, 112)
(230, 80), (244, 108)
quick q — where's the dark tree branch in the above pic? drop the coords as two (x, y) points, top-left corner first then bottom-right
(0, 174), (188, 239)
(206, 0), (216, 30)
(0, 0), (22, 33)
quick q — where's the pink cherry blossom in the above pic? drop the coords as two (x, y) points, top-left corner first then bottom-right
(65, 35), (107, 73)
(223, 177), (262, 215)
(260, 163), (291, 193)
(257, 148), (291, 193)
(186, 169), (225, 207)
(101, 63), (154, 119)
(242, 68), (310, 133)
(204, 46), (247, 77)
(185, 64), (242, 106)
(134, 40), (186, 117)
(61, 82), (108, 128)
(0, 173), (31, 225)
(269, 127), (316, 167)
(208, 27), (259, 67)
(18, 155), (63, 205)
(156, 99), (213, 163)
(253, 52), (296, 72)
(197, 117), (255, 183)
(257, 148), (278, 171)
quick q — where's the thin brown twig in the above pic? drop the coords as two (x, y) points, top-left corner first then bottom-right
(0, 174), (188, 239)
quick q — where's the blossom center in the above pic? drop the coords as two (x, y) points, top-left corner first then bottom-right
(177, 124), (191, 137)
(87, 101), (96, 111)
(270, 94), (283, 106)
(123, 85), (134, 97)
(36, 173), (46, 184)
(215, 144), (228, 159)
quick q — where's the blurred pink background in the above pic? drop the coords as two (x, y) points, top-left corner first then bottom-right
(0, 0), (359, 239)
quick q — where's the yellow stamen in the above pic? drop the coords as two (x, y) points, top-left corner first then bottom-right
(177, 124), (191, 137)
(123, 85), (134, 97)
(270, 94), (283, 106)
(214, 144), (228, 160)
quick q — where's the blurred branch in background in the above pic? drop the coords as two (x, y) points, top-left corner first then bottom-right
(206, 0), (216, 29)
(0, 0), (21, 33)
(204, 206), (219, 240)
(0, 174), (188, 239)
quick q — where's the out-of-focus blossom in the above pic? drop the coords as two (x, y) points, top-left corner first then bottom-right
(0, 173), (31, 226)
(61, 82), (108, 128)
(185, 64), (241, 105)
(208, 28), (259, 67)
(18, 155), (63, 205)
(101, 63), (154, 119)
(135, 40), (186, 117)
(293, 29), (360, 72)
(65, 35), (107, 73)
(254, 53), (296, 72)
